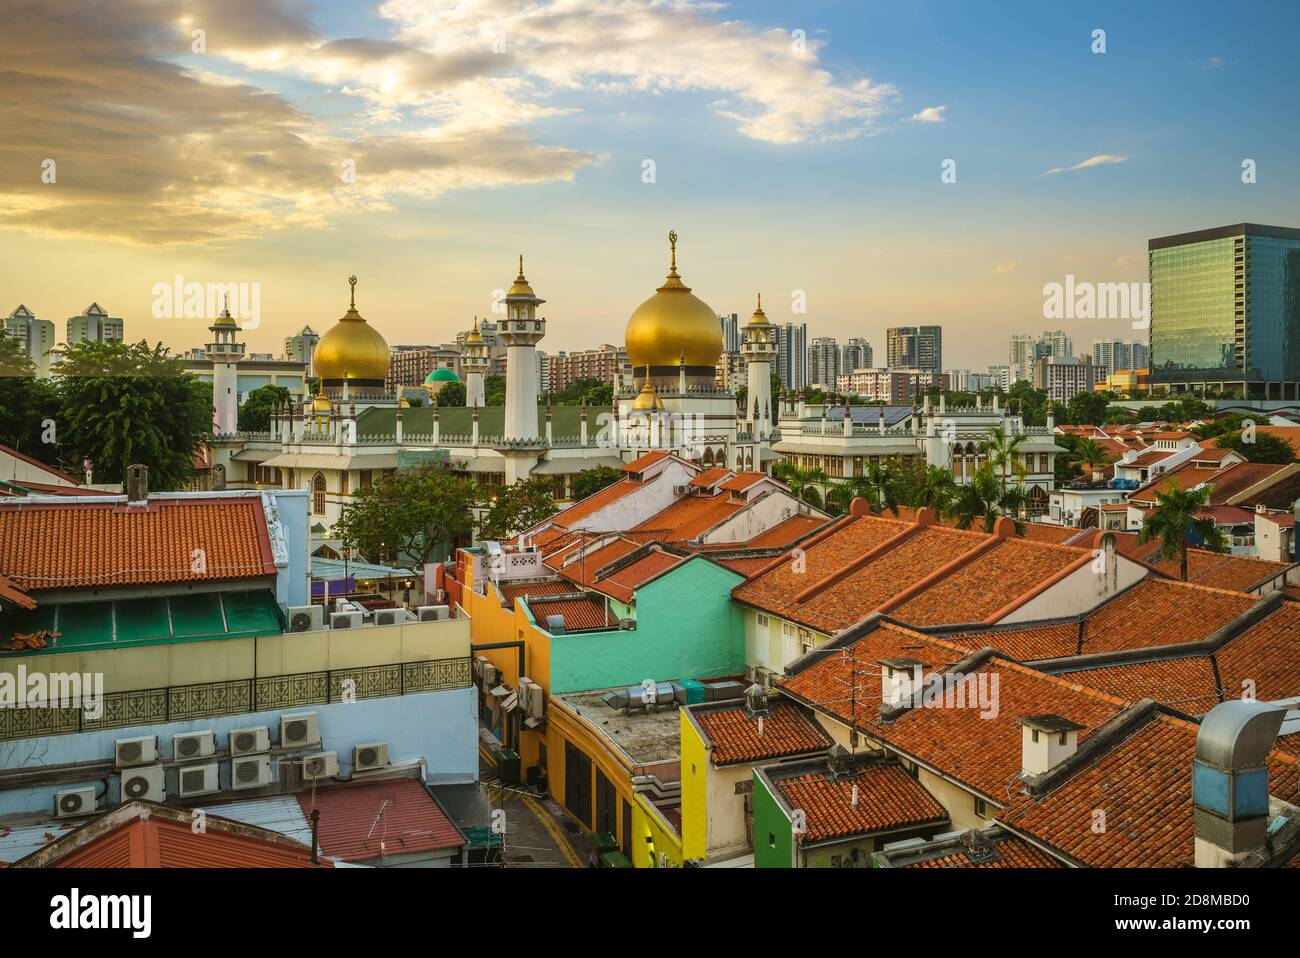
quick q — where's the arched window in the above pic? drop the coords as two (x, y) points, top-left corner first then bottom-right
(312, 473), (326, 515)
(702, 447), (716, 467)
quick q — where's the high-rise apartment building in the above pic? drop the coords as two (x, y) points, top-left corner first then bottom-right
(1008, 334), (1036, 381)
(808, 336), (840, 388)
(1033, 355), (1105, 403)
(66, 303), (123, 346)
(1150, 223), (1300, 398)
(719, 313), (740, 353)
(840, 337), (873, 372)
(886, 326), (942, 372)
(715, 351), (747, 392)
(1091, 338), (1152, 377)
(836, 368), (948, 405)
(775, 322), (808, 390)
(546, 345), (631, 392)
(284, 325), (320, 377)
(386, 345), (462, 391)
(3, 304), (56, 376)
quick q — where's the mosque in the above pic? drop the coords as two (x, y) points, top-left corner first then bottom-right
(208, 231), (779, 544)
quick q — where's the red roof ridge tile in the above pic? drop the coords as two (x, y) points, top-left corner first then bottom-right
(873, 529), (1008, 617)
(794, 508), (937, 604)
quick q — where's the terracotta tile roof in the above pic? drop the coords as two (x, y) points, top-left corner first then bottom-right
(0, 497), (276, 591)
(633, 492), (745, 542)
(1259, 512), (1297, 527)
(719, 471), (770, 493)
(298, 778), (463, 863)
(744, 513), (829, 548)
(904, 833), (1059, 868)
(1109, 532), (1290, 591)
(771, 759), (949, 843)
(545, 536), (641, 589)
(0, 572), (35, 610)
(1215, 601), (1300, 702)
(1059, 657), (1221, 713)
(692, 699), (832, 765)
(689, 467), (732, 489)
(1021, 523), (1085, 545)
(999, 712), (1299, 867)
(528, 594), (618, 631)
(779, 623), (1127, 802)
(541, 477), (642, 528)
(1133, 461), (1286, 506)
(1123, 449), (1177, 468)
(595, 550), (686, 602)
(620, 450), (671, 473)
(713, 555), (780, 578)
(496, 580), (576, 605)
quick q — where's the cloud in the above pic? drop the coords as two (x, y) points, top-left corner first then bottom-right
(0, 0), (902, 245)
(908, 106), (947, 124)
(1041, 154), (1130, 176)
(993, 260), (1020, 274)
(1201, 56), (1230, 70)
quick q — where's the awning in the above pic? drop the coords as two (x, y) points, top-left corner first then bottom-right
(261, 452), (398, 471)
(231, 447), (278, 463)
(772, 441), (919, 457)
(455, 456), (506, 474)
(310, 557), (414, 580)
(531, 456), (625, 475)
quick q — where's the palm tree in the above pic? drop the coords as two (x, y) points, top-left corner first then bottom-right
(861, 462), (901, 516)
(948, 464), (1027, 534)
(979, 426), (1027, 494)
(1072, 437), (1111, 481)
(904, 464), (958, 514)
(1136, 482), (1228, 580)
(773, 461), (825, 508)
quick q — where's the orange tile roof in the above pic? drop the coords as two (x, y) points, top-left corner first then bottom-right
(299, 778), (463, 862)
(1214, 601), (1300, 702)
(1132, 461), (1285, 505)
(744, 513), (829, 548)
(719, 471), (770, 492)
(0, 497), (276, 591)
(545, 536), (641, 589)
(1059, 656), (1221, 713)
(633, 492), (745, 542)
(595, 550), (687, 602)
(903, 833), (1060, 868)
(1021, 523), (1085, 545)
(1109, 532), (1290, 592)
(541, 477), (643, 528)
(999, 712), (1298, 867)
(528, 594), (618, 631)
(692, 699), (832, 765)
(0, 572), (35, 610)
(495, 579), (577, 605)
(771, 760), (949, 844)
(689, 467), (732, 488)
(620, 450), (671, 473)
(779, 623), (1127, 801)
(712, 555), (780, 578)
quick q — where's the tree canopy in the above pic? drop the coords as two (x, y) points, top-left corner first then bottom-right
(238, 384), (290, 433)
(333, 466), (479, 565)
(478, 477), (559, 541)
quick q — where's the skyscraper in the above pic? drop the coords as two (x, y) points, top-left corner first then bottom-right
(66, 303), (123, 345)
(775, 322), (808, 390)
(3, 304), (56, 377)
(1008, 334), (1035, 381)
(719, 313), (740, 353)
(886, 326), (942, 372)
(1150, 223), (1300, 398)
(840, 337), (872, 372)
(808, 336), (840, 387)
(284, 325), (320, 377)
(1091, 338), (1152, 376)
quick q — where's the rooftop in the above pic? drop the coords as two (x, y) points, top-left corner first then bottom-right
(689, 697), (832, 766)
(555, 688), (686, 767)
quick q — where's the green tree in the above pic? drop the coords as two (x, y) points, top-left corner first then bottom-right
(948, 464), (1028, 534)
(1062, 391), (1110, 427)
(1215, 429), (1296, 464)
(334, 466), (479, 565)
(1072, 437), (1112, 478)
(979, 426), (1027, 494)
(238, 384), (291, 433)
(1136, 481), (1227, 581)
(436, 381), (467, 407)
(484, 375), (506, 406)
(571, 465), (622, 501)
(478, 477), (559, 540)
(0, 334), (61, 463)
(902, 463), (958, 514)
(54, 340), (212, 490)
(772, 461), (825, 507)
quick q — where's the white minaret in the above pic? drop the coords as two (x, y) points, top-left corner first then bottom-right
(500, 256), (546, 441)
(463, 316), (489, 408)
(206, 297), (245, 435)
(741, 293), (777, 439)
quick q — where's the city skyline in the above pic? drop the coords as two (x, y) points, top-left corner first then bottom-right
(3, 1), (1299, 365)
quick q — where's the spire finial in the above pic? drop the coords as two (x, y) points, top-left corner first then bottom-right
(756, 292), (762, 310)
(517, 254), (525, 279)
(668, 229), (678, 274)
(348, 274), (357, 309)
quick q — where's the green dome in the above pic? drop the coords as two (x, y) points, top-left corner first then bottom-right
(424, 368), (460, 384)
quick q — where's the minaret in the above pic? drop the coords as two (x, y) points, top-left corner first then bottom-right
(500, 255), (546, 441)
(463, 316), (488, 407)
(741, 293), (777, 439)
(206, 295), (245, 434)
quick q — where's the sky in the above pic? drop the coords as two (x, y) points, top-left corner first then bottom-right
(1, 0), (1298, 368)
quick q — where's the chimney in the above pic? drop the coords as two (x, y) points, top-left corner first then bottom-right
(879, 658), (925, 707)
(1017, 714), (1083, 776)
(744, 682), (769, 717)
(826, 744), (852, 779)
(126, 464), (148, 502)
(1193, 700), (1286, 868)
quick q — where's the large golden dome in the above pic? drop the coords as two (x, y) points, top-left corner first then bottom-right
(314, 275), (391, 385)
(625, 231), (723, 370)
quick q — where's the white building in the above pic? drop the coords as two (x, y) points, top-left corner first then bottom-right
(3, 305), (56, 376)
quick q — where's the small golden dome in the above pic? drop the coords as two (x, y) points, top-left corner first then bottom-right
(507, 255), (536, 298)
(625, 231), (723, 369)
(313, 275), (391, 383)
(748, 292), (770, 326)
(465, 318), (484, 345)
(311, 393), (332, 413)
(631, 369), (664, 411)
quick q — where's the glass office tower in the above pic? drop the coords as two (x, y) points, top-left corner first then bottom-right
(1150, 223), (1300, 399)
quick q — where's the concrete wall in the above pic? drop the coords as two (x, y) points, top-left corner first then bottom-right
(548, 558), (744, 693)
(700, 490), (803, 544)
(0, 686), (477, 818)
(577, 460), (695, 532)
(1000, 555), (1147, 624)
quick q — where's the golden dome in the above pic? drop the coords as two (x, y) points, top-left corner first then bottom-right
(631, 368), (664, 410)
(465, 318), (484, 344)
(625, 230), (723, 369)
(313, 275), (391, 383)
(748, 292), (770, 326)
(311, 393), (333, 413)
(508, 255), (536, 298)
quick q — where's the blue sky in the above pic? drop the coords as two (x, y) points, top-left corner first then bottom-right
(1, 0), (1296, 367)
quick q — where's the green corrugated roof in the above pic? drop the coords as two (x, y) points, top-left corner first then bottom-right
(358, 404), (589, 440)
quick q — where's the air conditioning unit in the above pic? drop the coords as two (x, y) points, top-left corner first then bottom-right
(673, 484), (693, 496)
(330, 611), (364, 630)
(417, 604), (450, 622)
(473, 655), (487, 680)
(354, 742), (389, 772)
(231, 754), (272, 790)
(229, 726), (270, 757)
(54, 786), (97, 819)
(280, 712), (320, 750)
(115, 735), (157, 768)
(173, 730), (216, 761)
(177, 762), (220, 798)
(374, 608), (405, 627)
(120, 765), (166, 802)
(618, 618), (636, 630)
(288, 605), (324, 633)
(744, 664), (759, 683)
(301, 751), (339, 780)
(481, 662), (498, 690)
(520, 679), (545, 721)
